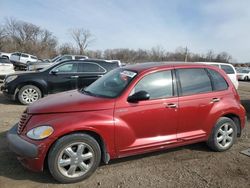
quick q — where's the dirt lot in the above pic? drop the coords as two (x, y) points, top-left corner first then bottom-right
(0, 82), (249, 188)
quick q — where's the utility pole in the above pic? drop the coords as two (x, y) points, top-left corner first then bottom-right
(184, 46), (188, 62)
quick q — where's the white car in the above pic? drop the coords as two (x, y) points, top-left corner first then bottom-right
(10, 52), (38, 64)
(196, 62), (239, 89)
(237, 69), (250, 81)
(0, 57), (15, 80)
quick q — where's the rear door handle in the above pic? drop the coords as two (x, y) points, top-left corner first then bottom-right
(211, 98), (220, 103)
(70, 75), (79, 79)
(166, 103), (177, 108)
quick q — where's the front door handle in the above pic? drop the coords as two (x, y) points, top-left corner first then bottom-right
(70, 75), (79, 79)
(166, 103), (177, 108)
(211, 98), (220, 103)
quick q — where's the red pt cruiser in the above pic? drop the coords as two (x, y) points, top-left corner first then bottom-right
(7, 62), (246, 183)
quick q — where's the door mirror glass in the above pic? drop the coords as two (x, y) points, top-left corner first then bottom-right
(127, 90), (150, 103)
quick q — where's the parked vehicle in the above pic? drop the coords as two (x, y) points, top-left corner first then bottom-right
(196, 62), (239, 89)
(0, 57), (15, 80)
(10, 52), (38, 70)
(27, 55), (89, 71)
(6, 62), (246, 183)
(237, 69), (250, 81)
(1, 59), (121, 104)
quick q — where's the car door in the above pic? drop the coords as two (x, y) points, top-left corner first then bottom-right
(76, 62), (106, 89)
(47, 61), (79, 94)
(115, 70), (178, 157)
(175, 68), (215, 141)
(20, 53), (29, 64)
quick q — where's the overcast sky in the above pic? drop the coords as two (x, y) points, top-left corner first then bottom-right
(1, 0), (250, 62)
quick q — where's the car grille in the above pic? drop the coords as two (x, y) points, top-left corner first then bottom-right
(17, 111), (31, 134)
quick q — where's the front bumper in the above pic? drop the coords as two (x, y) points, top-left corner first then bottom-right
(1, 84), (16, 100)
(7, 124), (38, 158)
(7, 124), (46, 172)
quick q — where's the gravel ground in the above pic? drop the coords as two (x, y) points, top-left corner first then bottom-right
(0, 82), (249, 188)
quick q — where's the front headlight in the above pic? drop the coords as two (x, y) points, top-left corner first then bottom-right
(26, 125), (54, 140)
(5, 75), (18, 83)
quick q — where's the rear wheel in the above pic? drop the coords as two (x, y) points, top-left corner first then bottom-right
(244, 76), (249, 81)
(48, 133), (101, 183)
(18, 85), (42, 105)
(207, 117), (237, 151)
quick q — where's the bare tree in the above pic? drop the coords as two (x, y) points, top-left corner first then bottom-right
(70, 28), (94, 55)
(2, 18), (57, 58)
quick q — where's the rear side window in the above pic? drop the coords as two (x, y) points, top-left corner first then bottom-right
(131, 70), (173, 100)
(207, 69), (228, 91)
(21, 54), (29, 58)
(177, 68), (212, 96)
(221, 65), (235, 74)
(78, 63), (106, 73)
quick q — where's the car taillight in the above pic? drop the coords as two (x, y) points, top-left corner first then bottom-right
(17, 111), (31, 134)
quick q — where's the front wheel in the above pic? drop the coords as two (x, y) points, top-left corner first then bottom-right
(207, 117), (237, 152)
(18, 85), (42, 105)
(48, 133), (101, 183)
(244, 76), (249, 81)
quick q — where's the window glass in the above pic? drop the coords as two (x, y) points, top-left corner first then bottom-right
(31, 56), (37, 59)
(207, 69), (228, 91)
(85, 69), (137, 98)
(78, 63), (105, 73)
(177, 68), (212, 95)
(21, 54), (29, 58)
(58, 56), (72, 62)
(131, 70), (173, 100)
(75, 56), (87, 60)
(221, 65), (235, 74)
(54, 63), (77, 73)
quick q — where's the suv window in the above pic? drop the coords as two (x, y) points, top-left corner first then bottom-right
(21, 54), (29, 58)
(207, 69), (228, 91)
(58, 56), (72, 62)
(53, 63), (77, 73)
(131, 70), (173, 100)
(78, 62), (106, 73)
(177, 68), (212, 95)
(221, 65), (235, 74)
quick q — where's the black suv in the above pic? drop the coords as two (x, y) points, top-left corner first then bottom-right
(1, 59), (121, 104)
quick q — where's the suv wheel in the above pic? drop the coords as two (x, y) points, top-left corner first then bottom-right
(244, 76), (249, 81)
(48, 133), (101, 183)
(207, 117), (237, 151)
(18, 85), (42, 105)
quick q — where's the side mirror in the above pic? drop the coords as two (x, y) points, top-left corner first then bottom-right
(51, 69), (58, 74)
(127, 90), (150, 103)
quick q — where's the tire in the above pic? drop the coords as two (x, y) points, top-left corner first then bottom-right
(207, 117), (237, 152)
(244, 76), (249, 81)
(48, 133), (101, 183)
(18, 85), (42, 105)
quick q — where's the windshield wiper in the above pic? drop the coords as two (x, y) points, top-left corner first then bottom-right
(81, 88), (97, 96)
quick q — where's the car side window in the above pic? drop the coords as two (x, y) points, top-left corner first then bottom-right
(54, 63), (77, 73)
(21, 54), (29, 58)
(177, 68), (212, 96)
(221, 65), (235, 74)
(207, 69), (228, 91)
(130, 70), (173, 100)
(78, 62), (106, 73)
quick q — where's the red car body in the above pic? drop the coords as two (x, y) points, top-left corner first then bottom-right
(7, 62), (246, 173)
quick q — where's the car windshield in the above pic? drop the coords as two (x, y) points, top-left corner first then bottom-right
(238, 69), (250, 73)
(83, 68), (137, 98)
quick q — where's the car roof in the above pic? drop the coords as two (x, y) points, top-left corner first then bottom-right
(124, 62), (205, 73)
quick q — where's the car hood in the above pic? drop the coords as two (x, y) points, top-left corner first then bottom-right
(28, 90), (115, 114)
